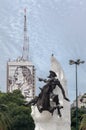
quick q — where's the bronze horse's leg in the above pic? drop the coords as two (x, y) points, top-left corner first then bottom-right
(50, 94), (63, 117)
(24, 96), (38, 106)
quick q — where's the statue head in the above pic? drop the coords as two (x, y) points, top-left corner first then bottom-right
(48, 70), (57, 78)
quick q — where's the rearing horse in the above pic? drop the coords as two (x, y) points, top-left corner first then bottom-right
(25, 76), (63, 116)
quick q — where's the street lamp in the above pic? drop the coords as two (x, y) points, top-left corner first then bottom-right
(69, 59), (85, 130)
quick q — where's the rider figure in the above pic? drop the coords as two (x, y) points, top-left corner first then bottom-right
(38, 70), (69, 102)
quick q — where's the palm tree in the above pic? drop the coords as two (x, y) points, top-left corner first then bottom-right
(0, 104), (11, 130)
(79, 114), (86, 130)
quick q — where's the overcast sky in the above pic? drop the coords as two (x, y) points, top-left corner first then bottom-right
(0, 0), (86, 102)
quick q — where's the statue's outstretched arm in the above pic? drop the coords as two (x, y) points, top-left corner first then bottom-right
(38, 78), (48, 83)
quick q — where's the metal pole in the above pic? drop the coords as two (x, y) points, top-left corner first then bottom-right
(69, 59), (85, 130)
(75, 64), (78, 130)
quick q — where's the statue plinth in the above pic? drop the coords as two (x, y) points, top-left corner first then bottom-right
(31, 100), (70, 130)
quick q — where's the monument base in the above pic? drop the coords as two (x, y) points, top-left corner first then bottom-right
(31, 105), (70, 130)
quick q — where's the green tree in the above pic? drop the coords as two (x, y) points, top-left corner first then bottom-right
(71, 107), (86, 130)
(79, 114), (86, 130)
(10, 106), (35, 130)
(0, 104), (11, 130)
(0, 90), (35, 130)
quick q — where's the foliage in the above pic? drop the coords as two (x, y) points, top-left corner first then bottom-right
(79, 114), (86, 130)
(0, 90), (35, 130)
(71, 107), (86, 130)
(0, 104), (11, 130)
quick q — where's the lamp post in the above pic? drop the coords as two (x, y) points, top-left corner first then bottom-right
(69, 59), (85, 130)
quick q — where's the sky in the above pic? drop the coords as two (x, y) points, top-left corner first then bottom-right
(0, 0), (86, 102)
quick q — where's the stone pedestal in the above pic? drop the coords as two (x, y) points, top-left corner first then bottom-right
(31, 103), (70, 130)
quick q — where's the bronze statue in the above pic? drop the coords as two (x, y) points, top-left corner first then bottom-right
(25, 70), (69, 117)
(39, 70), (69, 101)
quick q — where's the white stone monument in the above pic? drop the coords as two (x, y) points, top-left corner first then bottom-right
(31, 55), (71, 130)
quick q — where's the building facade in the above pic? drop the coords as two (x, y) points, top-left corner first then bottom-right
(7, 60), (35, 101)
(71, 93), (86, 108)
